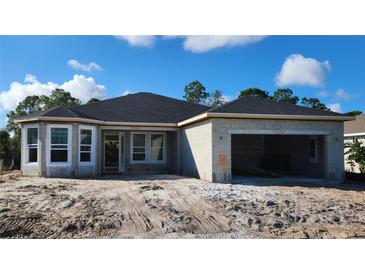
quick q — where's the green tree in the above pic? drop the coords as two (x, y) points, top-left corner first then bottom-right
(272, 88), (299, 104)
(0, 129), (11, 170)
(6, 95), (43, 134)
(6, 89), (82, 168)
(345, 139), (365, 173)
(87, 98), (101, 104)
(41, 88), (81, 109)
(301, 97), (329, 111)
(183, 80), (210, 104)
(5, 95), (45, 169)
(343, 110), (362, 116)
(208, 90), (225, 107)
(238, 88), (269, 98)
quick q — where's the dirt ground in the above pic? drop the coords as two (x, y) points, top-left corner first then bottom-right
(0, 171), (364, 239)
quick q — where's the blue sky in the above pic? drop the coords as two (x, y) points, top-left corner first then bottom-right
(0, 35), (364, 128)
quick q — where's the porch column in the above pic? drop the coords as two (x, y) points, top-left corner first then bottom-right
(95, 126), (102, 175)
(71, 123), (79, 176)
(323, 133), (345, 180)
(176, 129), (181, 175)
(39, 122), (47, 177)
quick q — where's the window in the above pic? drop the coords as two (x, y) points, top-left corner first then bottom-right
(26, 128), (38, 163)
(132, 134), (146, 161)
(131, 132), (165, 163)
(80, 129), (92, 162)
(309, 136), (318, 163)
(151, 134), (164, 161)
(50, 128), (68, 162)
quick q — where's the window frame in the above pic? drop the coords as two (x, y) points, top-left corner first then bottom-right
(79, 125), (96, 165)
(150, 133), (165, 163)
(309, 136), (319, 163)
(131, 132), (147, 163)
(130, 132), (166, 164)
(23, 124), (39, 165)
(47, 124), (72, 166)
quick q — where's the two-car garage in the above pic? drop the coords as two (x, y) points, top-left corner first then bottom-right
(231, 133), (325, 178)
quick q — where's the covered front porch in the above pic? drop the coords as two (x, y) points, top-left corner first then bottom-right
(97, 128), (178, 175)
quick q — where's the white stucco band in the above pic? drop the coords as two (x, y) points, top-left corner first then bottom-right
(209, 118), (345, 182)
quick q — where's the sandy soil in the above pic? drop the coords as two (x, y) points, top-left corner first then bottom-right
(0, 172), (364, 239)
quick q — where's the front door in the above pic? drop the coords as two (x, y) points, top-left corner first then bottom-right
(104, 134), (119, 173)
(103, 133), (125, 173)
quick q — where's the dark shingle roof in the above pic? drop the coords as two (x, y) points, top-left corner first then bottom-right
(208, 96), (344, 117)
(18, 106), (78, 119)
(18, 92), (210, 123)
(17, 92), (346, 124)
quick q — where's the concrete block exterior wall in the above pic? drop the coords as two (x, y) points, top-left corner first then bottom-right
(21, 118), (345, 181)
(123, 131), (177, 174)
(21, 122), (176, 177)
(21, 122), (98, 177)
(180, 120), (212, 181)
(210, 118), (345, 182)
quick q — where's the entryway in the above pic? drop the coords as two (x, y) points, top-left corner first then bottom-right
(103, 132), (126, 173)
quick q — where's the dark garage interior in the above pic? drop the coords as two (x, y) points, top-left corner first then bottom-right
(231, 134), (325, 178)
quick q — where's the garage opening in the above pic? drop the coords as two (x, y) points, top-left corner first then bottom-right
(231, 134), (325, 178)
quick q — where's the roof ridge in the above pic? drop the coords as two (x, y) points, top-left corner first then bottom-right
(70, 106), (99, 120)
(210, 95), (341, 116)
(139, 92), (210, 108)
(41, 105), (63, 115)
(270, 97), (339, 115)
(73, 92), (137, 108)
(207, 95), (246, 112)
(55, 106), (81, 118)
(73, 92), (210, 110)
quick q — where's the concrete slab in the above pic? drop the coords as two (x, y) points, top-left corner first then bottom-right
(231, 175), (342, 188)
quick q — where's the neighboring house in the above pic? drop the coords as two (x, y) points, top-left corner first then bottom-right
(344, 114), (365, 173)
(15, 92), (353, 182)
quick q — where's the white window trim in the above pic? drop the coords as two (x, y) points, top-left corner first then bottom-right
(79, 125), (96, 166)
(131, 132), (147, 163)
(46, 124), (72, 166)
(130, 132), (166, 164)
(309, 136), (319, 163)
(23, 124), (39, 166)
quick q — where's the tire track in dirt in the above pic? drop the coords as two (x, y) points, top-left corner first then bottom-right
(168, 187), (230, 234)
(0, 215), (60, 238)
(1, 174), (364, 239)
(140, 184), (233, 236)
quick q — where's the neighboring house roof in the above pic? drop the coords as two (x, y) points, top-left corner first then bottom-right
(344, 115), (365, 136)
(15, 92), (353, 126)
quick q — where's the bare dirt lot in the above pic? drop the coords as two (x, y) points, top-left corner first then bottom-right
(0, 172), (364, 239)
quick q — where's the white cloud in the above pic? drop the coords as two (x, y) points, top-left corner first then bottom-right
(317, 90), (330, 97)
(24, 74), (38, 84)
(61, 75), (106, 103)
(114, 35), (266, 52)
(115, 35), (156, 48)
(327, 102), (342, 113)
(67, 59), (102, 72)
(182, 35), (267, 53)
(275, 54), (331, 87)
(121, 90), (137, 96)
(0, 74), (106, 112)
(222, 95), (234, 103)
(334, 88), (351, 102)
